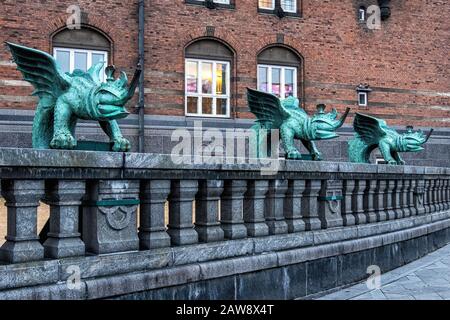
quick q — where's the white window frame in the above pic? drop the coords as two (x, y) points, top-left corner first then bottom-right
(358, 91), (368, 107)
(358, 7), (366, 22)
(185, 58), (231, 118)
(53, 47), (108, 82)
(258, 1), (297, 13)
(199, 0), (230, 4)
(257, 64), (298, 99)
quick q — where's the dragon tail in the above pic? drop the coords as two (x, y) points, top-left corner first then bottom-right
(348, 136), (372, 163)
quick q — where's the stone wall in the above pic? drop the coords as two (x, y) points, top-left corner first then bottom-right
(0, 148), (450, 299)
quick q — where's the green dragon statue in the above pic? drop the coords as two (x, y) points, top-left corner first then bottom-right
(247, 88), (350, 160)
(6, 42), (141, 151)
(348, 113), (433, 165)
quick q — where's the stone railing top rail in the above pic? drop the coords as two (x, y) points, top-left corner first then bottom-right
(0, 147), (449, 175)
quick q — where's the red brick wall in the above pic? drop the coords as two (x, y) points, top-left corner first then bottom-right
(0, 0), (449, 127)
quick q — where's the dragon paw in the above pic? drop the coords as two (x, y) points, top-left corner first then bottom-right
(312, 152), (323, 161)
(50, 132), (77, 149)
(286, 150), (302, 160)
(112, 136), (131, 152)
(397, 160), (406, 165)
(387, 160), (397, 165)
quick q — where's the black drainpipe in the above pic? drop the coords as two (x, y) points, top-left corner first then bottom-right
(138, 0), (145, 153)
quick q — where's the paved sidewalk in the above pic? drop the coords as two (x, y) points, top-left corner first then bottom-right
(318, 243), (450, 300)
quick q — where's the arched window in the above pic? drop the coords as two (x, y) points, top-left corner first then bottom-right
(185, 39), (234, 117)
(52, 27), (111, 81)
(257, 46), (302, 99)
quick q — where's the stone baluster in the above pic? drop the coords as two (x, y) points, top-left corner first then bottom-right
(0, 180), (45, 263)
(352, 180), (367, 224)
(444, 179), (450, 211)
(363, 179), (378, 223)
(423, 180), (431, 214)
(342, 180), (356, 226)
(392, 180), (404, 219)
(385, 180), (396, 220)
(220, 180), (247, 240)
(167, 180), (198, 245)
(284, 180), (306, 233)
(42, 180), (85, 258)
(409, 180), (418, 216)
(438, 179), (444, 212)
(265, 179), (289, 234)
(195, 180), (225, 242)
(318, 179), (343, 228)
(373, 180), (387, 221)
(401, 180), (411, 217)
(139, 180), (171, 250)
(301, 179), (322, 230)
(430, 180), (437, 213)
(414, 179), (426, 215)
(82, 180), (140, 254)
(243, 180), (269, 237)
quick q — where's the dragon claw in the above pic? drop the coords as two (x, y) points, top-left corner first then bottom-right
(312, 152), (323, 161)
(286, 150), (302, 160)
(388, 160), (397, 165)
(112, 136), (131, 152)
(50, 132), (76, 150)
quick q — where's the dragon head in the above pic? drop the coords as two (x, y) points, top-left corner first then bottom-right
(89, 64), (141, 121)
(397, 126), (433, 152)
(308, 104), (350, 140)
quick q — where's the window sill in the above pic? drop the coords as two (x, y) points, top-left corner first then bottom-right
(185, 0), (235, 10)
(257, 8), (302, 18)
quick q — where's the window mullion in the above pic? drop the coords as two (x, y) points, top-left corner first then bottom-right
(281, 67), (285, 99)
(70, 50), (74, 73)
(212, 62), (217, 115)
(198, 61), (202, 115)
(268, 66), (272, 94)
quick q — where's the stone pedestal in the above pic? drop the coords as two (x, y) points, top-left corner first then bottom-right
(342, 180), (356, 226)
(284, 180), (306, 233)
(139, 180), (171, 250)
(220, 180), (247, 240)
(43, 180), (85, 258)
(374, 180), (387, 221)
(318, 179), (343, 229)
(244, 180), (269, 237)
(167, 180), (199, 245)
(195, 180), (225, 242)
(414, 179), (426, 215)
(265, 179), (289, 234)
(82, 180), (140, 254)
(301, 180), (322, 231)
(0, 180), (45, 263)
(385, 180), (397, 220)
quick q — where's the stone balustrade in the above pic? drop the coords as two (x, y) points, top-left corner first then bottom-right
(0, 148), (449, 299)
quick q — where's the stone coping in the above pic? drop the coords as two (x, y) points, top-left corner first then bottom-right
(0, 148), (449, 175)
(0, 210), (449, 297)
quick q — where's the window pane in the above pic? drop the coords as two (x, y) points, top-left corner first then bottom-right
(216, 63), (227, 95)
(74, 52), (87, 71)
(272, 68), (281, 97)
(258, 66), (268, 92)
(285, 69), (294, 98)
(92, 53), (105, 66)
(359, 93), (367, 105)
(202, 97), (213, 115)
(259, 0), (274, 9)
(281, 0), (296, 12)
(55, 50), (70, 74)
(201, 62), (213, 94)
(187, 97), (198, 114)
(186, 61), (198, 93)
(216, 98), (228, 115)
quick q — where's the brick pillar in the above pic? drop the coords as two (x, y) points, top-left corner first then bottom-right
(244, 180), (269, 237)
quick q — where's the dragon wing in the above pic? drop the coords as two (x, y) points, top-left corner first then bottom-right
(353, 113), (388, 146)
(6, 42), (70, 105)
(246, 88), (290, 129)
